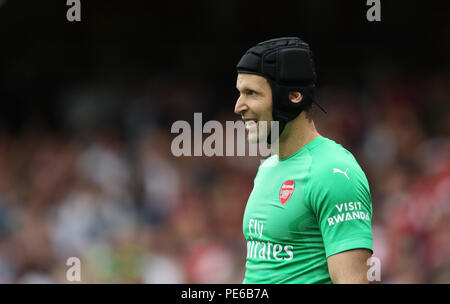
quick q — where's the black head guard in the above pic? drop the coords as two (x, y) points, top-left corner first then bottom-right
(237, 37), (323, 143)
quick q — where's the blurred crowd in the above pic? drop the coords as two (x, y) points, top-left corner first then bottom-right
(0, 72), (449, 284)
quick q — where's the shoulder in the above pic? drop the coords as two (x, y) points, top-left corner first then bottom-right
(259, 154), (279, 168)
(305, 138), (370, 199)
(304, 139), (372, 215)
(307, 138), (364, 180)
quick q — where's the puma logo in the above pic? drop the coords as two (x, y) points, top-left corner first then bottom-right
(333, 168), (349, 180)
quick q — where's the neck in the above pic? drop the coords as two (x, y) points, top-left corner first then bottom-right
(275, 113), (321, 159)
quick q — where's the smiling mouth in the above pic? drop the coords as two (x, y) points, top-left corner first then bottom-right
(244, 119), (258, 130)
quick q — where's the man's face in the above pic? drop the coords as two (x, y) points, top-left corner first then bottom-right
(235, 73), (273, 143)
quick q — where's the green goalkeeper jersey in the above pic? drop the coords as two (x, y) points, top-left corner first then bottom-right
(242, 136), (373, 284)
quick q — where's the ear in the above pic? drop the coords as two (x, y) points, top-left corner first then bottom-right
(289, 91), (303, 104)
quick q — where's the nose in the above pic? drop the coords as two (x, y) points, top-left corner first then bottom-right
(234, 95), (248, 115)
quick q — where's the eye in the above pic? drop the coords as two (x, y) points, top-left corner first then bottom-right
(245, 90), (256, 96)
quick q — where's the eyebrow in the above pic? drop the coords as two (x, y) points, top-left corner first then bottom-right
(236, 85), (260, 93)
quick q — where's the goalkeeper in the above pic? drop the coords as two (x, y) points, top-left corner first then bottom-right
(235, 37), (373, 283)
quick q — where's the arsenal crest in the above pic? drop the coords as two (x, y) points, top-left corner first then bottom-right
(279, 180), (295, 205)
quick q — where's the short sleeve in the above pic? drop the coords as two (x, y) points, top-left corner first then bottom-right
(306, 164), (373, 258)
